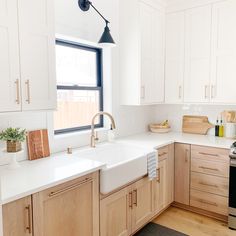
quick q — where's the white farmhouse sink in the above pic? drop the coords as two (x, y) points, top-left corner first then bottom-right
(76, 143), (154, 194)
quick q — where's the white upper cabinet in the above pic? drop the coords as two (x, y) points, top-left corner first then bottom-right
(211, 0), (236, 104)
(184, 5), (212, 103)
(120, 0), (165, 105)
(18, 0), (56, 111)
(165, 12), (185, 104)
(0, 0), (56, 113)
(0, 0), (21, 112)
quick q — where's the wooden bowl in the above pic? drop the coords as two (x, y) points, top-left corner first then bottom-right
(149, 124), (171, 133)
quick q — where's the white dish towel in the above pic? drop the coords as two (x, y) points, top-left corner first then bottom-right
(147, 151), (157, 180)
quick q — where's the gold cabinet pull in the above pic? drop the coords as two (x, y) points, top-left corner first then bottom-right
(158, 152), (167, 157)
(199, 181), (218, 188)
(204, 85), (209, 99)
(199, 199), (217, 207)
(129, 192), (133, 208)
(199, 166), (219, 172)
(198, 152), (218, 157)
(25, 205), (32, 234)
(15, 79), (20, 104)
(185, 149), (189, 163)
(156, 168), (161, 183)
(133, 190), (137, 207)
(179, 85), (182, 99)
(25, 80), (31, 104)
(49, 178), (92, 197)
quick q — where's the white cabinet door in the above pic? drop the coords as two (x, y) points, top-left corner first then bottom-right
(140, 1), (165, 104)
(184, 5), (212, 103)
(0, 0), (21, 112)
(165, 12), (185, 104)
(211, 0), (236, 104)
(18, 0), (57, 111)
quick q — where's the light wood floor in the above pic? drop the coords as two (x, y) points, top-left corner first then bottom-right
(153, 206), (236, 236)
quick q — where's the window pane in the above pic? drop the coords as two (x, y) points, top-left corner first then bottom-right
(56, 43), (97, 86)
(54, 90), (100, 131)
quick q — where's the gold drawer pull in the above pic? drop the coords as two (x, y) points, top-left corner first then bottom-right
(25, 205), (32, 234)
(133, 190), (137, 207)
(158, 152), (167, 157)
(198, 152), (219, 157)
(129, 192), (133, 208)
(25, 80), (31, 104)
(199, 199), (217, 207)
(49, 178), (92, 197)
(156, 168), (161, 183)
(199, 166), (219, 172)
(15, 79), (20, 104)
(199, 181), (218, 188)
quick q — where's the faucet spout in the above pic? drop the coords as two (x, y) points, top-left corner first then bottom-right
(90, 112), (116, 148)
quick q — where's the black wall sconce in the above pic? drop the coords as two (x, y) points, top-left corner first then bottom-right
(78, 0), (116, 47)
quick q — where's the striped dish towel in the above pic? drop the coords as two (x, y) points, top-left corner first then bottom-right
(147, 151), (157, 180)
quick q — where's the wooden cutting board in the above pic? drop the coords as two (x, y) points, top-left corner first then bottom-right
(27, 129), (50, 161)
(182, 116), (214, 135)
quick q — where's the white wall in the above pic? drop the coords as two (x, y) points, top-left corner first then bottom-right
(153, 104), (236, 135)
(0, 0), (155, 165)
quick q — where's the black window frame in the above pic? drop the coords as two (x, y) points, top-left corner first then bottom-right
(54, 39), (104, 135)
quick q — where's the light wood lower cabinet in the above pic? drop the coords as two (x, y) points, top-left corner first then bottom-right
(3, 196), (33, 236)
(33, 172), (99, 236)
(100, 176), (153, 236)
(174, 143), (191, 205)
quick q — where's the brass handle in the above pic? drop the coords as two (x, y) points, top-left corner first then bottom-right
(156, 168), (161, 183)
(199, 199), (217, 207)
(25, 80), (31, 104)
(49, 178), (92, 197)
(158, 152), (167, 157)
(15, 79), (20, 104)
(25, 205), (32, 234)
(185, 149), (189, 163)
(133, 190), (137, 207)
(198, 152), (219, 157)
(141, 86), (145, 99)
(204, 85), (208, 99)
(211, 85), (216, 99)
(199, 166), (219, 172)
(129, 192), (133, 208)
(199, 181), (218, 188)
(179, 86), (182, 99)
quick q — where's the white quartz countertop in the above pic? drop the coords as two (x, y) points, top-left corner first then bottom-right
(0, 131), (234, 205)
(0, 154), (105, 205)
(118, 131), (235, 150)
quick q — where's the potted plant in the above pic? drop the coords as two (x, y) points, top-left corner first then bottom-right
(0, 128), (27, 153)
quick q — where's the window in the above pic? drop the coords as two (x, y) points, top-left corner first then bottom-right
(54, 40), (103, 134)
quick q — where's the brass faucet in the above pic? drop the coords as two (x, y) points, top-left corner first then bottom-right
(90, 112), (116, 148)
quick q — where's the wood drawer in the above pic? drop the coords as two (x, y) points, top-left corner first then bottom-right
(191, 145), (229, 163)
(191, 172), (229, 197)
(191, 158), (229, 178)
(190, 189), (228, 216)
(158, 146), (169, 162)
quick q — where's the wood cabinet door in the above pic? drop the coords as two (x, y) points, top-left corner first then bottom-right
(166, 144), (175, 205)
(184, 5), (212, 103)
(3, 196), (33, 236)
(140, 1), (165, 104)
(0, 0), (21, 112)
(174, 143), (191, 205)
(153, 159), (167, 214)
(100, 186), (132, 236)
(18, 0), (57, 111)
(165, 11), (185, 104)
(33, 173), (99, 236)
(131, 177), (153, 233)
(210, 0), (236, 104)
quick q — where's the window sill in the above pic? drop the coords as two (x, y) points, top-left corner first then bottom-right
(53, 127), (109, 140)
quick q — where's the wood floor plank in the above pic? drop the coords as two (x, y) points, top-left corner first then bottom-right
(153, 207), (235, 236)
